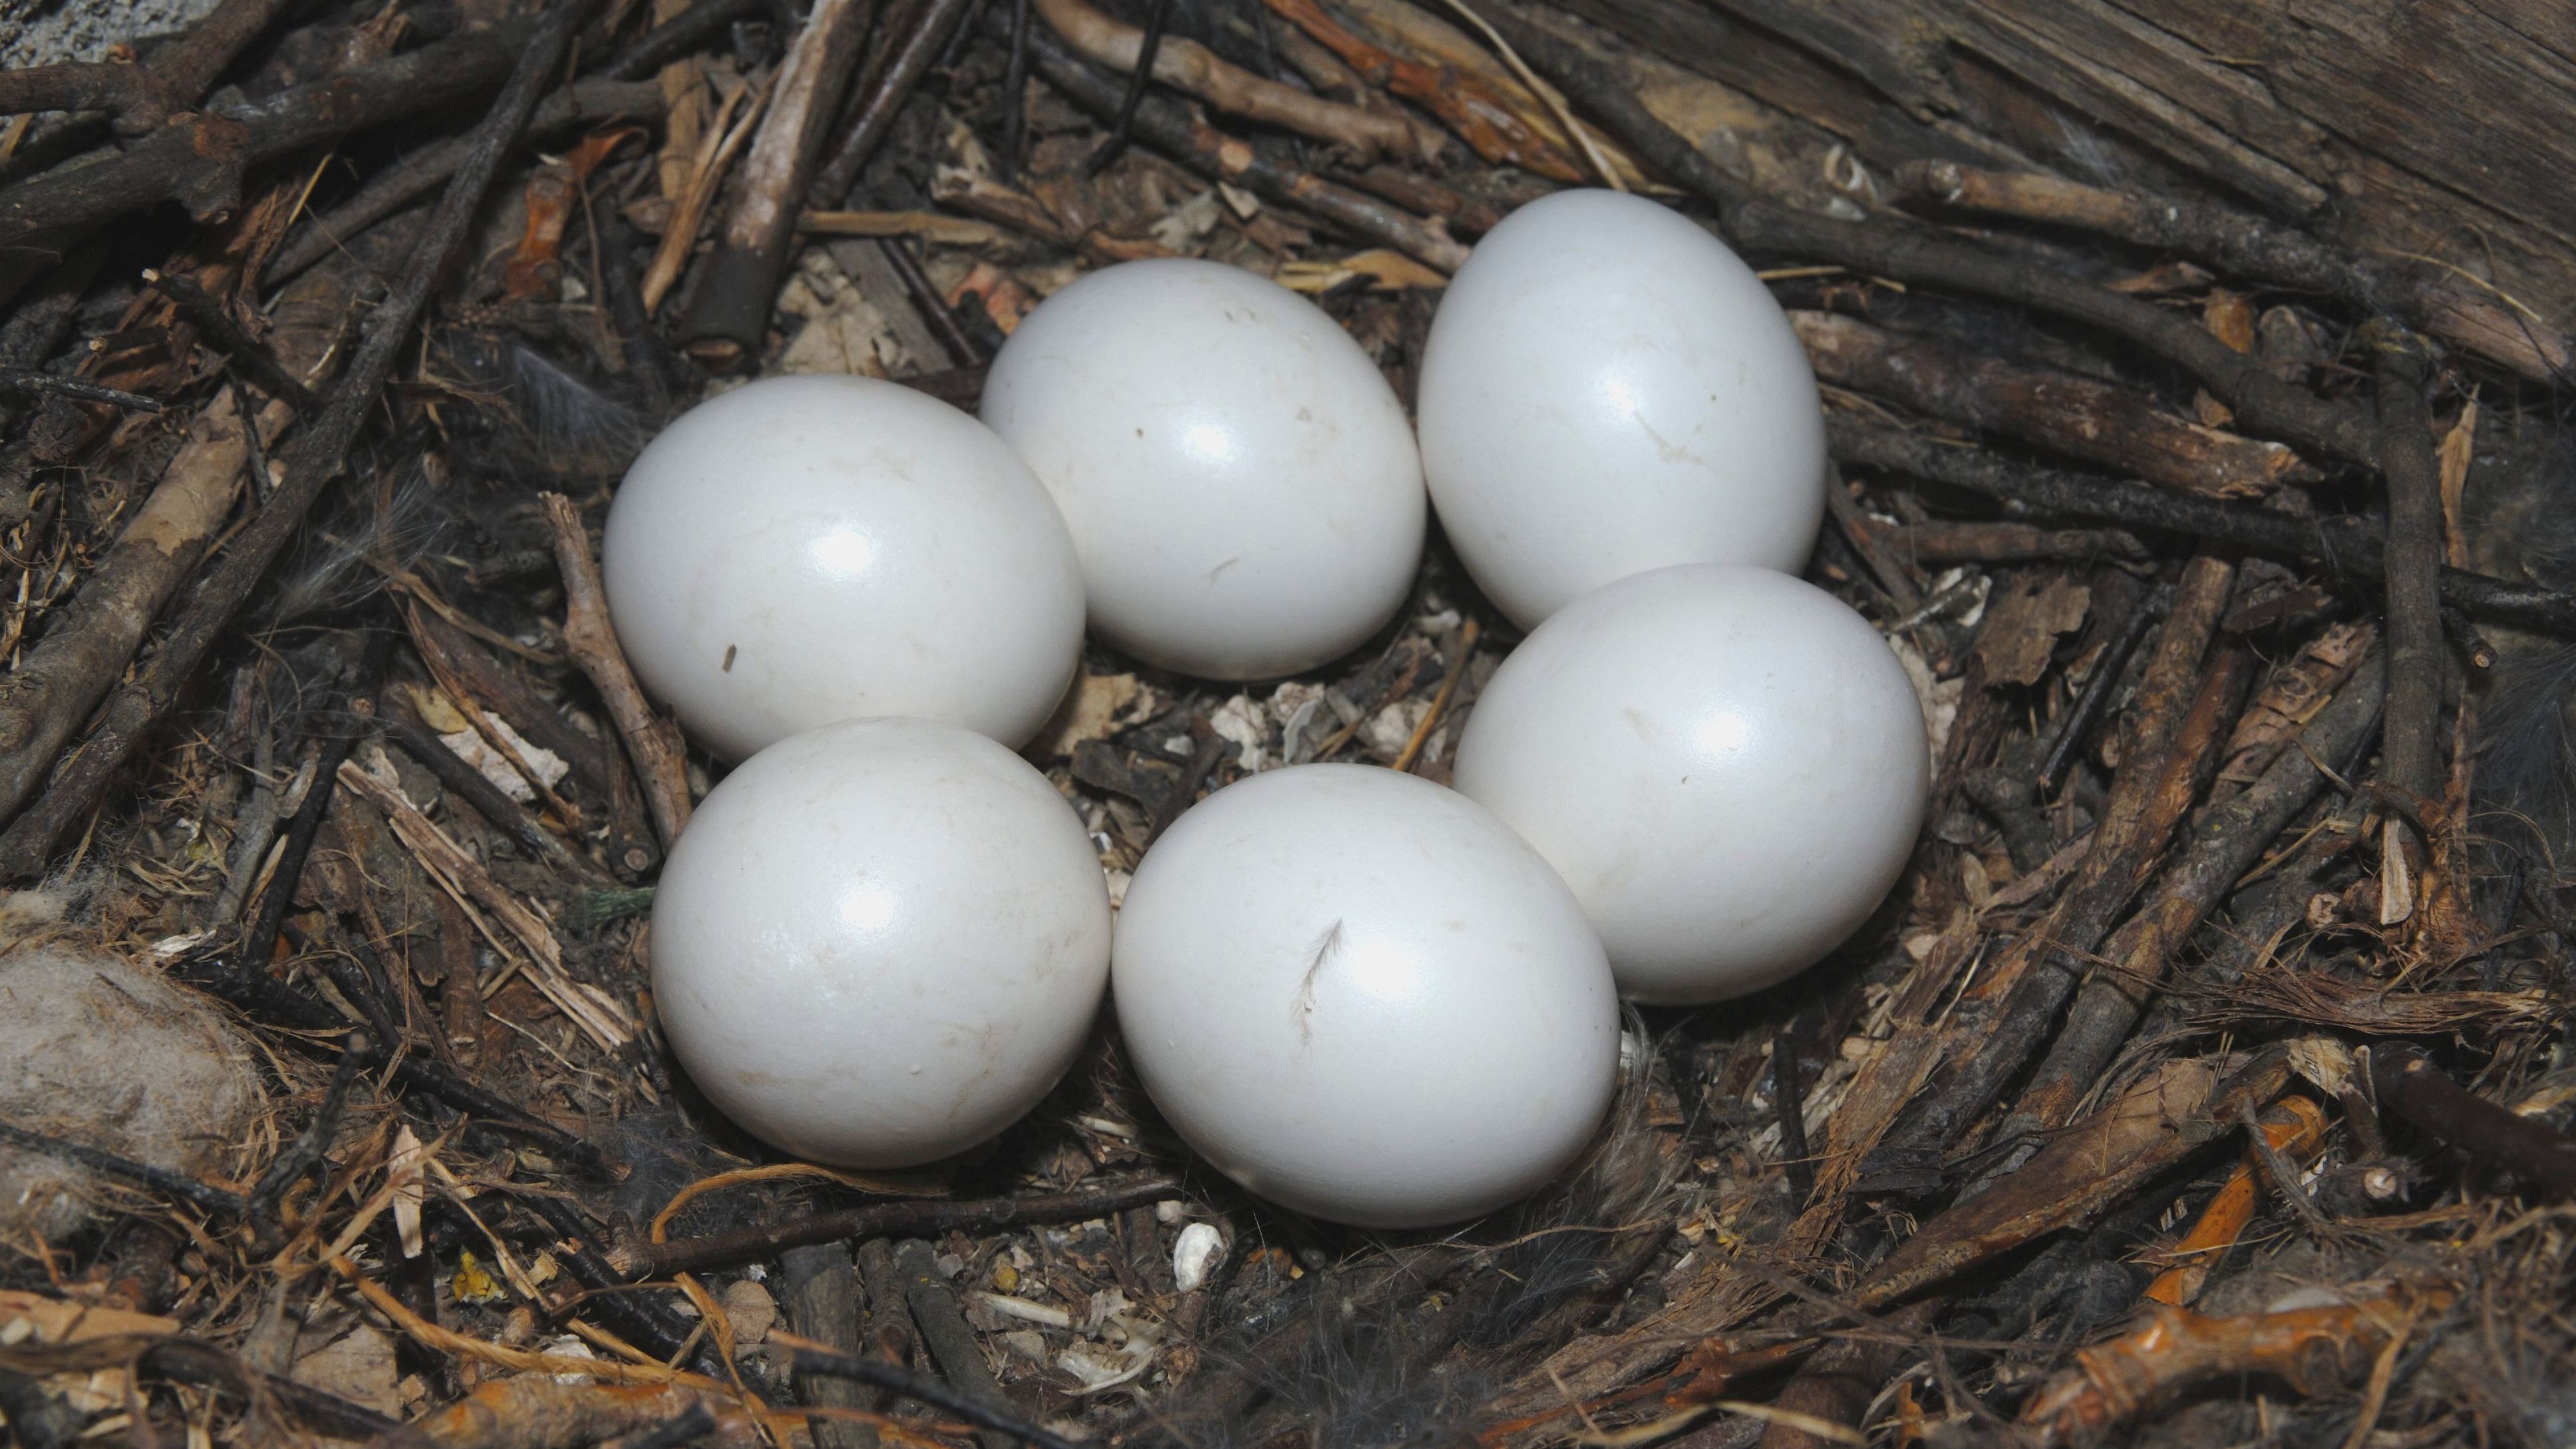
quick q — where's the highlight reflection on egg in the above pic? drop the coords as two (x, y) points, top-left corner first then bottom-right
(1452, 564), (1927, 1004)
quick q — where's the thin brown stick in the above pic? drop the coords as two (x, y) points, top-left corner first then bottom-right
(1258, 0), (1581, 179)
(1392, 619), (1478, 772)
(2369, 324), (2444, 928)
(677, 0), (880, 366)
(615, 1175), (1184, 1277)
(1034, 0), (1436, 164)
(541, 492), (693, 848)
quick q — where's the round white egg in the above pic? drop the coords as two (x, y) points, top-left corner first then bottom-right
(1112, 765), (1618, 1227)
(981, 259), (1426, 680)
(1452, 564), (1926, 1005)
(651, 718), (1112, 1168)
(1416, 188), (1828, 629)
(603, 374), (1084, 760)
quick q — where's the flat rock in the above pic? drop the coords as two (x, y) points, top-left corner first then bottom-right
(0, 931), (264, 1241)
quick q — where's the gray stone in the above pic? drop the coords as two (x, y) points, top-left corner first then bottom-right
(0, 924), (265, 1241)
(1, 0), (226, 70)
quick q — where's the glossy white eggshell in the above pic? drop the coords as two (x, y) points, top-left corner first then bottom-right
(1452, 564), (1927, 1004)
(1112, 765), (1618, 1227)
(603, 375), (1084, 760)
(651, 718), (1112, 1168)
(1416, 189), (1828, 629)
(981, 259), (1426, 680)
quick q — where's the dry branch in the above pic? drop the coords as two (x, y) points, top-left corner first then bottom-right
(0, 19), (540, 251)
(677, 0), (881, 366)
(1016, 20), (1468, 272)
(1260, 0), (1583, 178)
(1791, 311), (2309, 498)
(2019, 1281), (2451, 1446)
(541, 492), (692, 849)
(0, 0), (591, 878)
(1895, 159), (2574, 385)
(1036, 0), (1438, 164)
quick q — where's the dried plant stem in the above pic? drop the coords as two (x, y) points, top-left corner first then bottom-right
(541, 493), (693, 849)
(639, 69), (770, 313)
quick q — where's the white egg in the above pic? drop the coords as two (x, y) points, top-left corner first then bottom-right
(1112, 765), (1618, 1227)
(981, 259), (1426, 680)
(651, 718), (1111, 1168)
(1452, 564), (1927, 1005)
(603, 374), (1084, 760)
(1416, 188), (1828, 629)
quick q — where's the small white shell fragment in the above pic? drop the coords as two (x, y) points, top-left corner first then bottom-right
(1171, 1221), (1224, 1293)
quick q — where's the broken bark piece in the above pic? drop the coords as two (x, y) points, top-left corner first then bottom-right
(1792, 311), (2310, 497)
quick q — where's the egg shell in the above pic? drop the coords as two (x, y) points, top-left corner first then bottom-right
(650, 717), (1112, 1168)
(1112, 764), (1619, 1227)
(603, 374), (1084, 760)
(981, 259), (1426, 680)
(1452, 564), (1927, 1004)
(1416, 188), (1828, 629)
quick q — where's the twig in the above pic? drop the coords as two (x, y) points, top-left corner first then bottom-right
(1014, 19), (1467, 272)
(0, 19), (540, 253)
(0, 0), (287, 135)
(1828, 419), (2576, 635)
(1003, 0), (1033, 178)
(379, 707), (610, 887)
(878, 234), (985, 365)
(603, 0), (770, 79)
(1391, 618), (1478, 772)
(1772, 1021), (1815, 1206)
(615, 1174), (1184, 1277)
(261, 79), (667, 288)
(1997, 652), (2388, 1152)
(1892, 160), (2572, 385)
(2370, 324), (2444, 928)
(0, 1119), (248, 1215)
(335, 760), (634, 1052)
(638, 67), (769, 313)
(0, 368), (160, 410)
(1427, 0), (1619, 187)
(140, 269), (316, 410)
(2143, 1096), (2330, 1307)
(2038, 583), (2166, 796)
(783, 1335), (1083, 1449)
(0, 1), (593, 878)
(242, 631), (394, 973)
(246, 1033), (370, 1234)
(677, 0), (882, 367)
(1033, 0), (1433, 168)
(810, 0), (982, 206)
(541, 492), (692, 848)
(896, 1238), (1021, 1449)
(2370, 1045), (2576, 1196)
(1085, 0), (1172, 174)
(1793, 311), (2307, 497)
